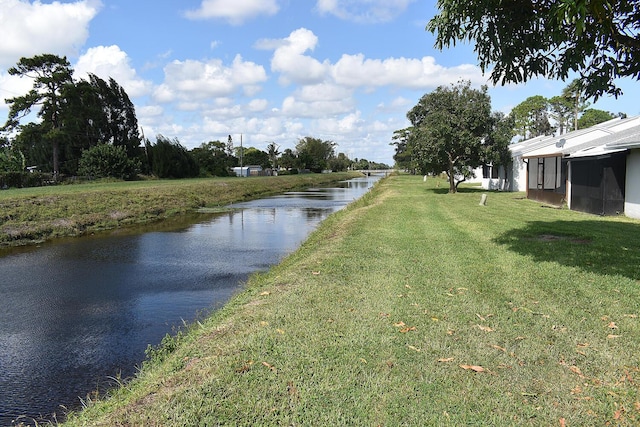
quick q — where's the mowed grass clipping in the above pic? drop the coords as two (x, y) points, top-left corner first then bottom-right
(62, 174), (640, 426)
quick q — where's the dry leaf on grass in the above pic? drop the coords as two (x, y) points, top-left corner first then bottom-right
(262, 361), (277, 372)
(607, 334), (622, 339)
(491, 344), (506, 353)
(438, 357), (455, 362)
(476, 324), (494, 332)
(399, 326), (417, 333)
(569, 365), (585, 378)
(259, 291), (271, 296)
(608, 321), (618, 329)
(460, 364), (486, 373)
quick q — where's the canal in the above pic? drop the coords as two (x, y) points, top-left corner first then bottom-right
(0, 174), (381, 426)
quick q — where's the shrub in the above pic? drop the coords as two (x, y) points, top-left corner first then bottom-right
(150, 136), (199, 179)
(78, 144), (140, 180)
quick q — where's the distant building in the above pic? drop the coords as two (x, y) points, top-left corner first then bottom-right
(232, 165), (263, 177)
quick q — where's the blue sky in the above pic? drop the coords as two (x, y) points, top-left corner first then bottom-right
(1, 0), (639, 165)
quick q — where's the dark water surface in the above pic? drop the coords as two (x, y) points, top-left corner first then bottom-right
(0, 175), (380, 426)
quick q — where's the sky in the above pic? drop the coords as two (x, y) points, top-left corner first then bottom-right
(1, 0), (639, 166)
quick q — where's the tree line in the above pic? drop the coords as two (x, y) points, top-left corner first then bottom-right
(0, 54), (388, 188)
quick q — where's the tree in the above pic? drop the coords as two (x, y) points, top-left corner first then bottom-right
(510, 95), (551, 140)
(578, 109), (615, 129)
(266, 142), (280, 169)
(85, 74), (141, 157)
(406, 81), (492, 193)
(391, 128), (414, 172)
(328, 152), (351, 171)
(548, 95), (574, 135)
(427, 1), (640, 99)
(295, 137), (336, 173)
(77, 144), (140, 180)
(0, 146), (25, 172)
(191, 140), (233, 176)
(2, 54), (73, 175)
(240, 147), (271, 168)
(2, 55), (141, 176)
(279, 148), (298, 170)
(562, 79), (590, 131)
(483, 112), (515, 188)
(150, 135), (198, 179)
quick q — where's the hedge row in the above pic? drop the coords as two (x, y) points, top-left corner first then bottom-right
(0, 172), (54, 189)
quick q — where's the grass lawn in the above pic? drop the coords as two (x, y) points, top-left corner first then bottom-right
(61, 174), (640, 426)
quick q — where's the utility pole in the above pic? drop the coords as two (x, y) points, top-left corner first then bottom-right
(240, 133), (243, 173)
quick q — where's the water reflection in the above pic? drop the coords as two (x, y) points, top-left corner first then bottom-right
(0, 175), (380, 425)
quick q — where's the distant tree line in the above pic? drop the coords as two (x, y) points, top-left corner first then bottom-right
(509, 79), (624, 141)
(1, 54), (389, 188)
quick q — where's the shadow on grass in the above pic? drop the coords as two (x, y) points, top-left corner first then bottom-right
(493, 220), (640, 281)
(428, 187), (491, 195)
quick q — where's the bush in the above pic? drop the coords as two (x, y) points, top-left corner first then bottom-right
(0, 171), (50, 189)
(150, 136), (199, 179)
(78, 144), (140, 180)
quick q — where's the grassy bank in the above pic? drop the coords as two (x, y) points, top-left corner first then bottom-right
(62, 174), (640, 426)
(0, 173), (359, 248)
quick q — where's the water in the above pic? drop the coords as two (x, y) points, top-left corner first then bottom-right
(0, 175), (380, 426)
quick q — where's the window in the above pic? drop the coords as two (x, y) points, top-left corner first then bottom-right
(528, 156), (562, 190)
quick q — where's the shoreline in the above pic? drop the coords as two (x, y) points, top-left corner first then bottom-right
(0, 172), (361, 250)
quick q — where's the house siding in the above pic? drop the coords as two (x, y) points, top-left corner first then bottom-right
(625, 149), (640, 219)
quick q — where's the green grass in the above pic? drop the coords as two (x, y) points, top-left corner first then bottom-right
(59, 174), (640, 426)
(0, 173), (359, 248)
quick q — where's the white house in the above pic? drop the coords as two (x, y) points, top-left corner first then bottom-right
(481, 116), (640, 219)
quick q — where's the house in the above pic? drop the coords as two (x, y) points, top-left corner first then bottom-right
(481, 116), (640, 219)
(232, 165), (263, 177)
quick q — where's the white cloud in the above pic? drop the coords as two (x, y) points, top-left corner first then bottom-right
(263, 28), (484, 94)
(138, 105), (164, 118)
(281, 93), (354, 119)
(333, 54), (484, 89)
(264, 28), (330, 85)
(74, 45), (153, 97)
(315, 0), (415, 23)
(248, 98), (268, 112)
(0, 0), (101, 69)
(0, 71), (33, 114)
(279, 81), (356, 120)
(153, 55), (267, 104)
(184, 0), (279, 25)
(315, 111), (364, 135)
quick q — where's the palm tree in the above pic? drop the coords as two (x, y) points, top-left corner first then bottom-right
(266, 142), (280, 170)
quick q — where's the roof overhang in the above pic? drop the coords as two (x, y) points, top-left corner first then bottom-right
(566, 146), (628, 160)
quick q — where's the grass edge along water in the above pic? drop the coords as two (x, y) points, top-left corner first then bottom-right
(59, 174), (640, 426)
